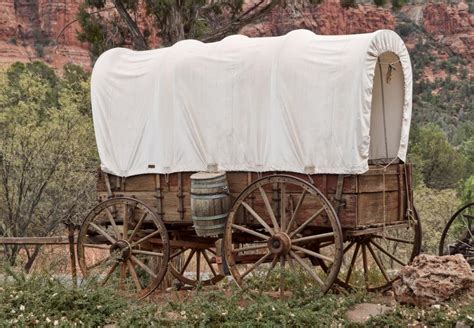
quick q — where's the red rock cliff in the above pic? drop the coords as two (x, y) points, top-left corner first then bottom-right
(0, 0), (472, 69)
(0, 0), (90, 68)
(422, 2), (473, 59)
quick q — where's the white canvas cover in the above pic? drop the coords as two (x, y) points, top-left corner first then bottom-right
(91, 29), (412, 177)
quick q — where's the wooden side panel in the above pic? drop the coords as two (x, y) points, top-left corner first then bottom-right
(357, 191), (400, 226)
(95, 163), (412, 228)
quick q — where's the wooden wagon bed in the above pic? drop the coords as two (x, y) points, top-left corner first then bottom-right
(97, 163), (413, 230)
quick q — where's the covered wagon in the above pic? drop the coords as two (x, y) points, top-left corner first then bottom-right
(78, 29), (421, 299)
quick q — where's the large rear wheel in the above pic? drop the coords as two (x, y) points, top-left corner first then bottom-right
(224, 175), (343, 297)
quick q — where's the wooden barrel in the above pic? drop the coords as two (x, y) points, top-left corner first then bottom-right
(191, 172), (230, 237)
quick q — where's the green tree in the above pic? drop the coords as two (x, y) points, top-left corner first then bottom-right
(0, 63), (98, 268)
(460, 175), (474, 205)
(77, 0), (281, 60)
(409, 124), (467, 189)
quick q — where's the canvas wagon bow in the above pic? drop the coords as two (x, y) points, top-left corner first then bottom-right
(78, 29), (421, 299)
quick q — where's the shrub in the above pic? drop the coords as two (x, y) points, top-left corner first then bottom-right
(409, 124), (467, 189)
(340, 0), (356, 8)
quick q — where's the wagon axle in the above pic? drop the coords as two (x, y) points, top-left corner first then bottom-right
(268, 233), (292, 255)
(110, 239), (132, 262)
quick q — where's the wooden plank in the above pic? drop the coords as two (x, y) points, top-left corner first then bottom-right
(358, 174), (399, 193)
(345, 221), (409, 236)
(357, 191), (400, 226)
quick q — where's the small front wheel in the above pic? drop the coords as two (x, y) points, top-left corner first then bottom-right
(77, 197), (170, 299)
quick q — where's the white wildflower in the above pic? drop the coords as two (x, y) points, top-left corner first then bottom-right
(46, 317), (51, 323)
(20, 305), (25, 311)
(54, 320), (59, 326)
(97, 305), (102, 309)
(289, 312), (295, 317)
(10, 309), (16, 314)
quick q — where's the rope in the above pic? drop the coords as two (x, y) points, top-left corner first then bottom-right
(382, 167), (387, 238)
(378, 59), (400, 66)
(404, 164), (415, 228)
(378, 59), (389, 159)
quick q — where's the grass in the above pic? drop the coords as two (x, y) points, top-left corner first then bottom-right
(0, 269), (473, 327)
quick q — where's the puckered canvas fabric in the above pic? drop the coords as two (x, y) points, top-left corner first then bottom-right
(91, 29), (412, 177)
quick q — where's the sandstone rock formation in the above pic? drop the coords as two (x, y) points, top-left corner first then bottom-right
(0, 0), (472, 69)
(422, 2), (474, 60)
(393, 254), (474, 307)
(240, 0), (395, 37)
(0, 0), (90, 68)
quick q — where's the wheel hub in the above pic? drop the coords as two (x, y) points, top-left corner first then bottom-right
(110, 239), (131, 262)
(267, 233), (291, 255)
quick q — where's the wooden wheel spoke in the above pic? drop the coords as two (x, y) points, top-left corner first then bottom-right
(279, 255), (286, 297)
(280, 183), (287, 232)
(291, 244), (334, 263)
(180, 249), (196, 275)
(241, 201), (275, 235)
(202, 250), (218, 277)
(83, 243), (111, 250)
(122, 204), (129, 239)
(127, 260), (143, 291)
(367, 243), (390, 283)
(287, 254), (295, 271)
(90, 222), (116, 244)
(370, 240), (406, 266)
(292, 232), (335, 244)
(231, 224), (270, 240)
(241, 252), (272, 279)
(101, 262), (119, 286)
(130, 255), (157, 278)
(86, 255), (111, 271)
(289, 250), (324, 287)
(454, 239), (473, 249)
(196, 251), (201, 282)
(344, 243), (360, 284)
(258, 186), (280, 232)
(130, 230), (161, 248)
(361, 244), (369, 289)
(101, 262), (118, 286)
(343, 241), (355, 254)
(286, 190), (307, 233)
(461, 216), (473, 238)
(259, 254), (278, 296)
(170, 248), (186, 260)
(105, 208), (121, 240)
(128, 212), (148, 242)
(232, 243), (267, 253)
(119, 262), (127, 290)
(319, 240), (336, 248)
(372, 234), (414, 244)
(289, 208), (324, 238)
(132, 249), (164, 257)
